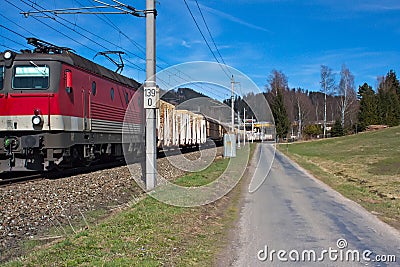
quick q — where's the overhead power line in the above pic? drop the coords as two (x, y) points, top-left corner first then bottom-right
(16, 0), (145, 72)
(20, 0), (145, 17)
(22, 0), (115, 51)
(0, 44), (20, 52)
(0, 25), (27, 40)
(82, 0), (233, 98)
(194, 0), (228, 67)
(8, 0), (233, 99)
(0, 33), (30, 49)
(26, 0), (146, 63)
(78, 0), (146, 55)
(0, 13), (38, 38)
(182, 0), (231, 80)
(81, 1), (230, 98)
(6, 0), (97, 54)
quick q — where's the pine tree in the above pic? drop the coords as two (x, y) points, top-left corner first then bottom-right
(266, 70), (290, 140)
(331, 120), (344, 137)
(383, 70), (400, 96)
(377, 71), (400, 126)
(272, 88), (290, 140)
(357, 83), (378, 130)
(377, 91), (400, 126)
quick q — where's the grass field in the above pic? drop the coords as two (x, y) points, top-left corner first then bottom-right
(5, 144), (255, 266)
(279, 126), (400, 229)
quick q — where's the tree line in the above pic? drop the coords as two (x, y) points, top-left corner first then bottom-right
(228, 66), (400, 140)
(358, 70), (400, 130)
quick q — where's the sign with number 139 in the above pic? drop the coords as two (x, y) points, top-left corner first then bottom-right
(144, 86), (158, 108)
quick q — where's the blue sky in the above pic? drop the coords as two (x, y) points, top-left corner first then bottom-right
(1, 0), (400, 99)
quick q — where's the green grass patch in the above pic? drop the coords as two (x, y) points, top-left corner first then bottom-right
(5, 145), (256, 267)
(369, 157), (400, 176)
(175, 158), (229, 187)
(279, 126), (400, 230)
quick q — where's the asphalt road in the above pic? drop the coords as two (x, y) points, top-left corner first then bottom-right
(231, 143), (400, 267)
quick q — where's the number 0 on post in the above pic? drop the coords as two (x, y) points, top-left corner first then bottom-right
(144, 86), (158, 109)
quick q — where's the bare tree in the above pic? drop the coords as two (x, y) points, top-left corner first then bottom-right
(284, 88), (296, 135)
(338, 64), (356, 128)
(267, 69), (288, 96)
(309, 92), (324, 122)
(320, 65), (335, 138)
(295, 88), (311, 139)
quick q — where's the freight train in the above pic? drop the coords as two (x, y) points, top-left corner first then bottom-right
(0, 38), (225, 172)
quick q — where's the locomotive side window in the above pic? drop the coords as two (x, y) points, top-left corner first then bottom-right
(92, 81), (97, 96)
(13, 65), (49, 89)
(125, 92), (129, 104)
(0, 66), (4, 90)
(110, 88), (114, 100)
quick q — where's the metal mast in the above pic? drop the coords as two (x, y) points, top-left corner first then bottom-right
(145, 0), (157, 190)
(231, 75), (234, 133)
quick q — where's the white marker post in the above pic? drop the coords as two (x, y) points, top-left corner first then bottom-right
(243, 108), (246, 146)
(145, 0), (157, 191)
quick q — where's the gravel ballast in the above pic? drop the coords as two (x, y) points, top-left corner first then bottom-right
(0, 147), (222, 262)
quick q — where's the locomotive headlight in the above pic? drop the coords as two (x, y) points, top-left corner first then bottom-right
(4, 50), (12, 60)
(32, 115), (42, 125)
(3, 50), (15, 68)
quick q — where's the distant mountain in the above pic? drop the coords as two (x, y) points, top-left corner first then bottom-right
(161, 87), (208, 105)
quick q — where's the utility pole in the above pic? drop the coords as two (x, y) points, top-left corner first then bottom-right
(261, 124), (264, 142)
(323, 91), (327, 138)
(231, 75), (234, 133)
(251, 116), (254, 143)
(243, 108), (246, 146)
(237, 111), (241, 148)
(145, 0), (157, 190)
(223, 75), (237, 158)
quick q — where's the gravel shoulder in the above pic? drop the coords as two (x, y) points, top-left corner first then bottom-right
(0, 147), (222, 263)
(214, 143), (261, 267)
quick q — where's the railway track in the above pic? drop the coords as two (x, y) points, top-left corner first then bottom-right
(0, 158), (126, 187)
(0, 143), (214, 186)
(0, 173), (43, 186)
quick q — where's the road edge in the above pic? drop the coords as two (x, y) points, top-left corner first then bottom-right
(213, 143), (262, 266)
(275, 148), (400, 240)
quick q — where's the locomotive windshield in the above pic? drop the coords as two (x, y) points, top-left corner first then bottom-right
(0, 66), (4, 90)
(12, 64), (49, 89)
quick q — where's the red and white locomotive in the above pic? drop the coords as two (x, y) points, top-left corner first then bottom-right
(0, 38), (144, 172)
(0, 38), (226, 172)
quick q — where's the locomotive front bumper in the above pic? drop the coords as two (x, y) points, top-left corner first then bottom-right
(0, 135), (42, 172)
(1, 135), (41, 153)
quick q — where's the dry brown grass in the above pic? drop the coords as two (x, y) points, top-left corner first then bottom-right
(280, 126), (400, 229)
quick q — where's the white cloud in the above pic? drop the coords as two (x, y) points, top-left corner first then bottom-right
(358, 1), (400, 12)
(199, 4), (272, 33)
(181, 40), (191, 48)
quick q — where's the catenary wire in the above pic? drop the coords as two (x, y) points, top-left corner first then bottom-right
(5, 0), (233, 99)
(182, 0), (231, 80)
(194, 0), (231, 74)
